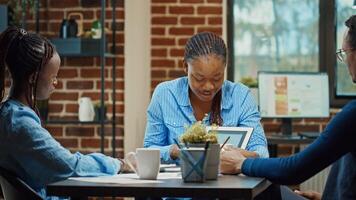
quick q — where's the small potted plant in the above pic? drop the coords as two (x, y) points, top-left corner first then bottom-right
(179, 120), (220, 180)
(240, 76), (259, 103)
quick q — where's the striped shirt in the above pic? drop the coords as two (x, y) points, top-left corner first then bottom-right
(144, 77), (269, 163)
(0, 100), (121, 200)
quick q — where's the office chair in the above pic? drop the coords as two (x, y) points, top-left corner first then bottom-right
(0, 167), (43, 200)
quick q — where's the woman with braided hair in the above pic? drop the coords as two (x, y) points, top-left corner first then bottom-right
(0, 27), (130, 200)
(144, 32), (268, 163)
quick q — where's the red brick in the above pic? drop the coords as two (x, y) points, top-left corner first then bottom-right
(152, 49), (168, 57)
(152, 17), (178, 25)
(68, 10), (94, 19)
(115, 92), (124, 101)
(81, 92), (109, 101)
(178, 37), (190, 46)
(152, 70), (167, 78)
(107, 104), (124, 113)
(81, 68), (109, 78)
(151, 80), (165, 89)
(263, 123), (281, 133)
(208, 17), (222, 25)
(100, 127), (124, 136)
(58, 69), (78, 78)
(65, 57), (95, 67)
(67, 81), (94, 90)
(96, 81), (124, 90)
(152, 0), (177, 2)
(66, 127), (95, 137)
(47, 11), (65, 20)
(65, 104), (78, 113)
(197, 6), (222, 15)
(304, 118), (331, 123)
(180, 0), (204, 3)
(180, 17), (205, 25)
(177, 60), (184, 68)
(151, 59), (175, 68)
(55, 81), (63, 89)
(293, 125), (321, 133)
(82, 139), (109, 148)
(45, 126), (64, 137)
(152, 38), (176, 46)
(49, 0), (80, 8)
(152, 6), (166, 14)
(152, 27), (166, 35)
(48, 21), (61, 33)
(170, 48), (185, 57)
(169, 27), (194, 35)
(169, 6), (194, 14)
(51, 92), (79, 101)
(114, 139), (124, 148)
(115, 68), (124, 78)
(207, 0), (222, 3)
(168, 69), (185, 78)
(57, 138), (79, 148)
(197, 27), (222, 35)
(48, 103), (64, 113)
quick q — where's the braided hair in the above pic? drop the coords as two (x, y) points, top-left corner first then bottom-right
(184, 32), (227, 126)
(345, 15), (356, 50)
(0, 27), (54, 115)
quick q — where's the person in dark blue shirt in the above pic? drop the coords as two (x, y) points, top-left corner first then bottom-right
(220, 15), (356, 200)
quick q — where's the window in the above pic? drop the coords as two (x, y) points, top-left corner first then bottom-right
(228, 0), (356, 107)
(228, 0), (319, 83)
(335, 0), (356, 97)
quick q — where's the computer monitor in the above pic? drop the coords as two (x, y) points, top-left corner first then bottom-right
(258, 71), (329, 135)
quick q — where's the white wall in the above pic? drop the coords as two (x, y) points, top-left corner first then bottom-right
(124, 0), (151, 154)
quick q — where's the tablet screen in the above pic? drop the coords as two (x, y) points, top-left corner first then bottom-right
(215, 130), (247, 148)
(206, 127), (253, 149)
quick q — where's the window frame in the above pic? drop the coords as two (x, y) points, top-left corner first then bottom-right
(227, 0), (352, 108)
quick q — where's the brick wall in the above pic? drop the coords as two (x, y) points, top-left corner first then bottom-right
(1, 0), (339, 157)
(151, 0), (223, 89)
(150, 0), (337, 156)
(1, 0), (125, 157)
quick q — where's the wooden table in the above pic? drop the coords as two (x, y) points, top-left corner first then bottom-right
(47, 173), (271, 200)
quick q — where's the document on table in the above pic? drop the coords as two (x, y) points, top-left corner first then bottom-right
(68, 172), (182, 184)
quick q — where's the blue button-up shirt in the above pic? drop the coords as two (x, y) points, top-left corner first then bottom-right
(144, 77), (269, 163)
(0, 100), (121, 200)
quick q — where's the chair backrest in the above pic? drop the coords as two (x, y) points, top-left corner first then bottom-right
(0, 167), (43, 200)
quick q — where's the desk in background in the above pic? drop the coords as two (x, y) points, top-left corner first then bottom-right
(47, 173), (271, 200)
(267, 133), (319, 157)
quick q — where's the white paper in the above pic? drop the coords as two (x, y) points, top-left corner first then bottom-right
(68, 172), (181, 184)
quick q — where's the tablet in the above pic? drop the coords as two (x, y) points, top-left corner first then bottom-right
(206, 126), (253, 149)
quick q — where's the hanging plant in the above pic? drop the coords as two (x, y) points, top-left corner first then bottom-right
(7, 0), (37, 27)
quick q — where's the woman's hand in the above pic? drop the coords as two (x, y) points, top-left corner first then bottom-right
(238, 149), (259, 158)
(119, 152), (138, 173)
(170, 144), (180, 160)
(294, 190), (322, 200)
(220, 147), (246, 174)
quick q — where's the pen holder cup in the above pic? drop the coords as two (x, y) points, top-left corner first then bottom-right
(180, 147), (210, 183)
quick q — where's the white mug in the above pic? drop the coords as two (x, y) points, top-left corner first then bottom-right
(130, 148), (160, 180)
(78, 97), (95, 122)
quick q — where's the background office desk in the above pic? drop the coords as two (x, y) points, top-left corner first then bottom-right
(267, 134), (316, 157)
(47, 173), (271, 200)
